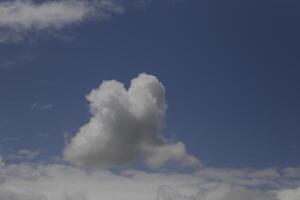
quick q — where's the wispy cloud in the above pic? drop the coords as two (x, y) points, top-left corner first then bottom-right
(0, 0), (124, 43)
(8, 149), (40, 161)
(36, 133), (50, 138)
(31, 102), (54, 111)
(1, 137), (20, 142)
(0, 54), (32, 69)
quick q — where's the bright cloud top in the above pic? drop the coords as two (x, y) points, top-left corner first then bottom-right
(64, 73), (200, 168)
(0, 0), (123, 42)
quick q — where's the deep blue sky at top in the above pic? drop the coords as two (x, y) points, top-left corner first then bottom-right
(0, 0), (299, 168)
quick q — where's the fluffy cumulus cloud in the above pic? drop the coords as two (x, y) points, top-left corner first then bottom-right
(64, 73), (200, 168)
(0, 159), (299, 200)
(0, 0), (124, 42)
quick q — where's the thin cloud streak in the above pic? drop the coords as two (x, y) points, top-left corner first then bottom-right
(7, 149), (40, 161)
(31, 103), (54, 111)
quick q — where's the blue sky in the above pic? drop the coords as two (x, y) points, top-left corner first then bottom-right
(0, 0), (299, 169)
(1, 1), (300, 200)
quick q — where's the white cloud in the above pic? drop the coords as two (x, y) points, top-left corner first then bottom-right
(0, 161), (299, 200)
(64, 73), (200, 168)
(0, 0), (124, 42)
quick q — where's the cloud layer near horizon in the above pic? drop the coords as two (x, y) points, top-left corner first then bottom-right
(0, 0), (124, 42)
(64, 73), (200, 168)
(0, 158), (299, 200)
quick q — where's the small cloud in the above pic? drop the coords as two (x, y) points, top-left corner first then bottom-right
(1, 137), (20, 142)
(31, 103), (54, 111)
(8, 149), (40, 161)
(0, 54), (32, 69)
(37, 133), (50, 138)
(31, 102), (38, 108)
(40, 104), (54, 110)
(0, 60), (16, 69)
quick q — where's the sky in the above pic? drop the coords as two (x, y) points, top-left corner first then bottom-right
(0, 0), (299, 200)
